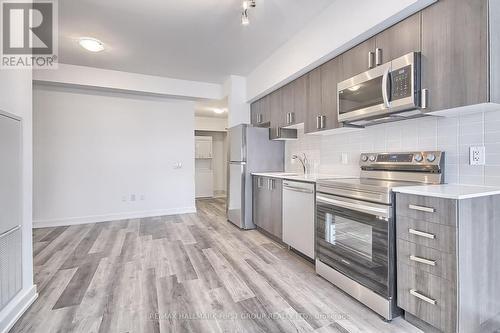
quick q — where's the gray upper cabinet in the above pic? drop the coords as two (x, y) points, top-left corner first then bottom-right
(250, 95), (271, 127)
(339, 38), (376, 81)
(292, 75), (307, 126)
(281, 82), (295, 127)
(320, 57), (342, 131)
(305, 68), (322, 134)
(375, 12), (421, 63)
(421, 0), (489, 112)
(269, 89), (283, 134)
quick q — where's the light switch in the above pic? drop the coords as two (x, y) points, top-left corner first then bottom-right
(341, 152), (349, 165)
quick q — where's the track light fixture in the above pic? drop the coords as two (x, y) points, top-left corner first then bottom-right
(241, 1), (256, 25)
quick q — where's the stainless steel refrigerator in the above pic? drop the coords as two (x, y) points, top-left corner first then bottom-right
(227, 124), (284, 229)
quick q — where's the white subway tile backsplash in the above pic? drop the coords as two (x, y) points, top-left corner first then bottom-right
(285, 111), (500, 186)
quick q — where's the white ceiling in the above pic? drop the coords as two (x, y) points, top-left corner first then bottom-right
(58, 0), (334, 83)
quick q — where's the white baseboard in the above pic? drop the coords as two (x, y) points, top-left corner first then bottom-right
(33, 206), (197, 228)
(0, 285), (38, 333)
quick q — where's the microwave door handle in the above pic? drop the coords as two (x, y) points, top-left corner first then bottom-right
(382, 67), (391, 108)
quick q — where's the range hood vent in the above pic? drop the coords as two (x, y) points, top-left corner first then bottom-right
(269, 127), (298, 140)
(344, 109), (427, 127)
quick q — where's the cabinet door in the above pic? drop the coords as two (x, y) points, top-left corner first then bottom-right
(292, 75), (307, 125)
(340, 38), (376, 81)
(375, 13), (421, 64)
(270, 178), (283, 240)
(305, 68), (322, 134)
(260, 95), (271, 126)
(269, 89), (283, 130)
(250, 100), (261, 126)
(421, 0), (488, 111)
(320, 57), (342, 130)
(281, 82), (294, 127)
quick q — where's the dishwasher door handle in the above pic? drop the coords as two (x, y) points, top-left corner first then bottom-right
(283, 185), (313, 194)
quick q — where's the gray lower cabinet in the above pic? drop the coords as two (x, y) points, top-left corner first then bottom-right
(396, 193), (500, 333)
(252, 176), (282, 240)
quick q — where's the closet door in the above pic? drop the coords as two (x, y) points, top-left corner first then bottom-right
(0, 113), (22, 311)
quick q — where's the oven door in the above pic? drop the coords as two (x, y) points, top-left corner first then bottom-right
(337, 62), (391, 123)
(315, 193), (394, 298)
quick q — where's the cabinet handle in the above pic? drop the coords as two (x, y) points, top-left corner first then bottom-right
(375, 48), (383, 66)
(409, 289), (436, 305)
(421, 89), (429, 109)
(408, 228), (436, 239)
(409, 204), (435, 213)
(368, 51), (375, 69)
(409, 255), (436, 266)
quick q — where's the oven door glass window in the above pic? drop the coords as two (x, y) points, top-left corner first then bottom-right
(316, 201), (391, 298)
(338, 76), (384, 115)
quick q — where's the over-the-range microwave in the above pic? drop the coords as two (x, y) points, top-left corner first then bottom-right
(337, 52), (422, 126)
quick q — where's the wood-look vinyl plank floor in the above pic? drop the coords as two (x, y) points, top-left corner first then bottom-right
(12, 198), (422, 333)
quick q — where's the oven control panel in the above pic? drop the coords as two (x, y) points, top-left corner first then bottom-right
(360, 151), (444, 166)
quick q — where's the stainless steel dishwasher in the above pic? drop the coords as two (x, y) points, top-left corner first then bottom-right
(282, 180), (315, 259)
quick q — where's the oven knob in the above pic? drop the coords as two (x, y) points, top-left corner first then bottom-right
(369, 155), (376, 162)
(414, 153), (423, 162)
(427, 153), (436, 162)
(361, 155), (369, 162)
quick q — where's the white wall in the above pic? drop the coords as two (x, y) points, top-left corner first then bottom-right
(246, 0), (435, 101)
(0, 71), (37, 332)
(33, 84), (196, 227)
(286, 112), (500, 186)
(34, 64), (223, 100)
(195, 116), (227, 132)
(225, 75), (250, 127)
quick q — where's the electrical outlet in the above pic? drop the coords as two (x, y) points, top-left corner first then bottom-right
(469, 146), (485, 166)
(130, 194), (136, 201)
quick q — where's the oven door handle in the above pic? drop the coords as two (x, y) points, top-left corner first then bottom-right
(316, 195), (390, 218)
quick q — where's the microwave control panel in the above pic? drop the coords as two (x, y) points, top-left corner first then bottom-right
(391, 65), (412, 100)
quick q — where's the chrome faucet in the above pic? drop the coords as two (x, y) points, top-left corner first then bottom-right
(292, 153), (308, 174)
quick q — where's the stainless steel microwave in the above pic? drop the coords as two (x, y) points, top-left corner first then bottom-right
(337, 52), (421, 125)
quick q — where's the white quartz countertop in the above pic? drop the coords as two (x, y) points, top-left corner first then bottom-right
(393, 184), (500, 200)
(251, 172), (346, 183)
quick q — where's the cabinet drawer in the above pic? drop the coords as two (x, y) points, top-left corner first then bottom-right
(397, 239), (456, 281)
(397, 263), (456, 333)
(396, 193), (457, 226)
(396, 216), (456, 254)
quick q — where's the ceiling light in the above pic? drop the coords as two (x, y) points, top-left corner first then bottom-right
(241, 10), (249, 25)
(213, 108), (226, 114)
(348, 85), (362, 92)
(79, 37), (105, 52)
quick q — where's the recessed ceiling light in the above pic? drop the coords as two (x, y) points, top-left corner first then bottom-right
(213, 108), (226, 114)
(79, 37), (105, 52)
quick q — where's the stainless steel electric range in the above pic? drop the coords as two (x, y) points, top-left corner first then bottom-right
(315, 151), (444, 321)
